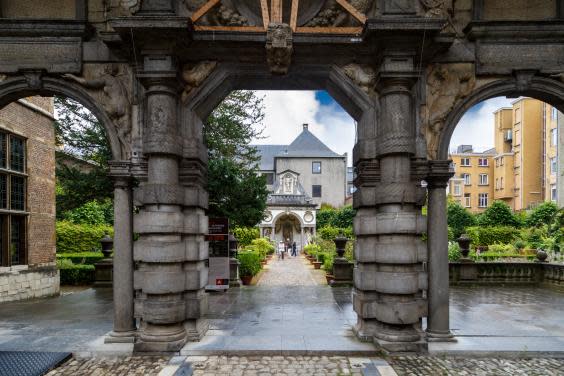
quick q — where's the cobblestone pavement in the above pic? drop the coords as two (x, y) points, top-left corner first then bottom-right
(257, 254), (326, 286)
(45, 356), (169, 376)
(390, 356), (564, 376)
(47, 354), (564, 375)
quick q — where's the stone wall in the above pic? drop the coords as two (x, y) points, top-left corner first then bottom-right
(0, 263), (59, 303)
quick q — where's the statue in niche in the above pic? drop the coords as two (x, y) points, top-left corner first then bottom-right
(307, 0), (373, 27)
(282, 174), (294, 194)
(184, 0), (249, 26)
(64, 64), (131, 154)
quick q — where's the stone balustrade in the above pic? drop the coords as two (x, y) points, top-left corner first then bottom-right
(449, 262), (564, 290)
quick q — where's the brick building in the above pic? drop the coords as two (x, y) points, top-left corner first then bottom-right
(0, 97), (58, 302)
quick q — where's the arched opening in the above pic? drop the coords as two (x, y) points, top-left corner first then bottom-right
(0, 76), (133, 352)
(173, 63), (368, 353)
(429, 79), (564, 352)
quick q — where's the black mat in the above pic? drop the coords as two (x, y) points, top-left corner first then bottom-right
(0, 351), (71, 376)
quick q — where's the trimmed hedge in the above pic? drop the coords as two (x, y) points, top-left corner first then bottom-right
(476, 253), (536, 262)
(318, 226), (353, 241)
(57, 252), (105, 265)
(59, 264), (95, 285)
(56, 221), (113, 254)
(465, 226), (520, 247)
(234, 227), (260, 247)
(237, 250), (262, 277)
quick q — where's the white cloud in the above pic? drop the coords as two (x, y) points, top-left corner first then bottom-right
(253, 91), (356, 165)
(449, 97), (515, 153)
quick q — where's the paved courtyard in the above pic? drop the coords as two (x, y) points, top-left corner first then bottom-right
(2, 258), (564, 374)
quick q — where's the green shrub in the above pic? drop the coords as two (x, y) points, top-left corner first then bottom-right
(448, 242), (461, 262)
(513, 239), (527, 250)
(303, 244), (321, 255)
(250, 237), (275, 257)
(447, 200), (477, 239)
(521, 226), (548, 249)
(57, 259), (95, 285)
(316, 205), (356, 229)
(318, 226), (353, 241)
(234, 227), (259, 247)
(477, 201), (522, 227)
(465, 226), (520, 247)
(323, 253), (334, 274)
(62, 199), (113, 225)
(476, 253), (535, 262)
(56, 252), (105, 265)
(486, 243), (516, 254)
(526, 202), (559, 228)
(237, 250), (262, 277)
(56, 221), (113, 254)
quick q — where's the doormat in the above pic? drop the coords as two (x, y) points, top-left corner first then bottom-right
(0, 351), (71, 376)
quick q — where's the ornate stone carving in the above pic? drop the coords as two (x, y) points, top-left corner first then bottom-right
(307, 0), (373, 27)
(120, 0), (142, 14)
(423, 63), (476, 158)
(550, 72), (564, 83)
(342, 63), (376, 94)
(181, 61), (218, 102)
(0, 74), (7, 82)
(64, 64), (132, 155)
(184, 0), (249, 26)
(419, 0), (445, 16)
(23, 71), (43, 90)
(266, 23), (293, 75)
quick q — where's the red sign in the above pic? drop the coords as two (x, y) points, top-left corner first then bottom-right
(209, 217), (229, 235)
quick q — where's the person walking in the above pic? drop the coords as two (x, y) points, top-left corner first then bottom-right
(278, 241), (285, 260)
(291, 241), (297, 257)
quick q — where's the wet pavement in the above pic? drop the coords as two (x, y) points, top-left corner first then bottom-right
(182, 255), (376, 355)
(0, 267), (564, 357)
(429, 286), (564, 355)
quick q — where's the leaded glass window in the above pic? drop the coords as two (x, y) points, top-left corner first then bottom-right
(0, 174), (6, 209)
(10, 176), (25, 211)
(10, 136), (25, 172)
(10, 216), (25, 266)
(0, 133), (6, 169)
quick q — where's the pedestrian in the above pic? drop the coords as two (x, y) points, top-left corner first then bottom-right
(278, 241), (285, 260)
(291, 241), (297, 257)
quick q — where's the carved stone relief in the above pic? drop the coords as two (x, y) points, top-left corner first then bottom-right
(342, 63), (376, 95)
(422, 63), (476, 158)
(550, 73), (564, 83)
(181, 61), (218, 102)
(184, 0), (250, 26)
(307, 0), (373, 27)
(120, 0), (142, 14)
(63, 64), (133, 156)
(266, 23), (293, 75)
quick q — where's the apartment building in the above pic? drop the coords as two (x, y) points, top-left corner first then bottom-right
(449, 98), (561, 212)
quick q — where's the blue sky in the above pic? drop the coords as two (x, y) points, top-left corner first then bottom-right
(254, 90), (514, 164)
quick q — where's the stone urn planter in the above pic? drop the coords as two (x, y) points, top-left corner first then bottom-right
(325, 274), (334, 284)
(536, 248), (548, 263)
(313, 261), (322, 269)
(241, 275), (253, 285)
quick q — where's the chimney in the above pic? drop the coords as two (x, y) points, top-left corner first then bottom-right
(303, 123), (308, 130)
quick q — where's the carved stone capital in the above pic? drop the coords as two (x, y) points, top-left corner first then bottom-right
(342, 63), (376, 95)
(181, 61), (217, 102)
(266, 23), (293, 75)
(426, 160), (454, 188)
(109, 160), (133, 187)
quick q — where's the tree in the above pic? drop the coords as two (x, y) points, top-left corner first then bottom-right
(477, 200), (521, 227)
(332, 205), (356, 228)
(207, 158), (268, 227)
(525, 202), (559, 228)
(447, 200), (476, 239)
(205, 91), (269, 227)
(54, 96), (113, 218)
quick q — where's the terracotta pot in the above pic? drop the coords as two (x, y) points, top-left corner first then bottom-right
(325, 274), (334, 284)
(313, 261), (322, 269)
(241, 275), (253, 285)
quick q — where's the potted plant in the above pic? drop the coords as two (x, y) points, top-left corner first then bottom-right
(237, 250), (261, 285)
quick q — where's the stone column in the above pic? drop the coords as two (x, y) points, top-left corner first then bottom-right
(106, 163), (136, 343)
(426, 160), (456, 342)
(353, 60), (427, 353)
(134, 55), (195, 352)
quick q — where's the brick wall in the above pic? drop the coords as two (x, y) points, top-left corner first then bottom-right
(0, 98), (56, 266)
(0, 97), (57, 301)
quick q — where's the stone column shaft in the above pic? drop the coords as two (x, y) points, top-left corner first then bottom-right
(112, 178), (136, 334)
(353, 72), (427, 353)
(426, 161), (455, 341)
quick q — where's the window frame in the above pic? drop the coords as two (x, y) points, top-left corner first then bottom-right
(551, 128), (558, 147)
(550, 157), (557, 175)
(453, 183), (461, 196)
(460, 158), (470, 167)
(478, 193), (488, 208)
(0, 130), (28, 267)
(551, 184), (557, 201)
(479, 174), (488, 186)
(464, 193), (471, 208)
(462, 173), (471, 185)
(312, 184), (322, 198)
(478, 158), (489, 167)
(312, 161), (322, 174)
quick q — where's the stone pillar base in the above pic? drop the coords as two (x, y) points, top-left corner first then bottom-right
(375, 338), (428, 353)
(426, 330), (457, 342)
(134, 323), (187, 352)
(185, 318), (209, 341)
(229, 258), (242, 287)
(104, 330), (137, 344)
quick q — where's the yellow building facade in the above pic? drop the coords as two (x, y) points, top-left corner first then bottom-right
(449, 98), (561, 213)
